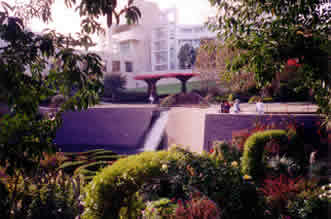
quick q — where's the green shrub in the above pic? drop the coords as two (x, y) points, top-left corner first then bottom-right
(82, 148), (263, 219)
(142, 198), (177, 218)
(228, 93), (234, 102)
(63, 149), (105, 158)
(103, 73), (127, 99)
(160, 94), (177, 107)
(210, 141), (241, 164)
(59, 150), (122, 175)
(241, 130), (289, 178)
(248, 96), (260, 103)
(58, 160), (88, 174)
(248, 96), (273, 103)
(6, 170), (83, 219)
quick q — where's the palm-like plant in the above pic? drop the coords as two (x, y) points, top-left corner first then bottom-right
(67, 0), (141, 32)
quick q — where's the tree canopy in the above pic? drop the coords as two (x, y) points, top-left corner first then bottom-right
(0, 0), (141, 175)
(178, 43), (196, 69)
(209, 0), (330, 121)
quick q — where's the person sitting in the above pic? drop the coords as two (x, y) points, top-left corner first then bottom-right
(256, 97), (264, 114)
(223, 100), (231, 113)
(230, 99), (241, 113)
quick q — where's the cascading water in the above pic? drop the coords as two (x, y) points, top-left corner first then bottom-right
(141, 110), (169, 152)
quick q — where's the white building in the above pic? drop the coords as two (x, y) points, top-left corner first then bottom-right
(101, 0), (216, 88)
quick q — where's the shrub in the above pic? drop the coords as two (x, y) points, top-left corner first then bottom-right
(286, 182), (330, 219)
(142, 198), (177, 218)
(260, 175), (304, 214)
(160, 94), (177, 107)
(58, 149), (122, 175)
(241, 130), (289, 178)
(0, 181), (10, 218)
(210, 141), (241, 164)
(82, 148), (262, 219)
(103, 73), (127, 99)
(175, 193), (221, 219)
(6, 170), (83, 219)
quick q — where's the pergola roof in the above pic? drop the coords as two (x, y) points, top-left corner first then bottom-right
(134, 72), (199, 81)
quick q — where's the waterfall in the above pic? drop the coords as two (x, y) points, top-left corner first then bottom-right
(141, 110), (169, 152)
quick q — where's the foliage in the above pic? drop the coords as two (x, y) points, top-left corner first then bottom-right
(248, 96), (273, 103)
(0, 12), (104, 175)
(142, 198), (177, 219)
(4, 0), (141, 36)
(5, 169), (83, 219)
(194, 39), (244, 93)
(178, 43), (196, 69)
(285, 180), (329, 219)
(174, 193), (221, 219)
(82, 148), (263, 219)
(58, 149), (123, 178)
(0, 180), (10, 218)
(260, 175), (304, 214)
(208, 0), (331, 123)
(160, 94), (177, 107)
(210, 141), (241, 164)
(103, 73), (127, 100)
(159, 92), (209, 107)
(241, 129), (289, 178)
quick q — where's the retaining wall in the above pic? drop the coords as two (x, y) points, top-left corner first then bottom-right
(204, 113), (323, 152)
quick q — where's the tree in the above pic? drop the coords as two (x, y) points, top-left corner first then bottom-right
(178, 43), (196, 69)
(0, 0), (141, 175)
(209, 0), (330, 123)
(194, 39), (242, 93)
(103, 73), (127, 101)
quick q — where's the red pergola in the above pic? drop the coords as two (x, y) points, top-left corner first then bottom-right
(134, 73), (199, 98)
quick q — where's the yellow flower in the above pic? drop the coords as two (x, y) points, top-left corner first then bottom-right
(161, 164), (168, 171)
(243, 174), (252, 180)
(231, 161), (238, 168)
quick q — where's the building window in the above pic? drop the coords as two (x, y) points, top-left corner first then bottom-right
(181, 28), (192, 33)
(120, 42), (130, 56)
(154, 51), (168, 64)
(125, 61), (133, 72)
(112, 43), (119, 54)
(112, 61), (120, 72)
(155, 65), (167, 71)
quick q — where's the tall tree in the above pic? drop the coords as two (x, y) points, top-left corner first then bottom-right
(209, 0), (330, 122)
(194, 39), (242, 92)
(178, 43), (196, 69)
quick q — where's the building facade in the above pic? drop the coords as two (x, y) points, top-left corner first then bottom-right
(101, 0), (216, 88)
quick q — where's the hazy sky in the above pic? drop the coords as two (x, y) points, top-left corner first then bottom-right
(30, 0), (217, 34)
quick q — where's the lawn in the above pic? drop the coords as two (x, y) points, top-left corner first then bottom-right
(129, 80), (218, 95)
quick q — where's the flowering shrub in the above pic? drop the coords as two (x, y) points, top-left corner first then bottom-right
(286, 182), (330, 219)
(175, 193), (221, 219)
(5, 169), (83, 219)
(82, 148), (263, 219)
(260, 174), (304, 211)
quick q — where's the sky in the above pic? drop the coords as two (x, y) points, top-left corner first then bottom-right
(29, 0), (217, 34)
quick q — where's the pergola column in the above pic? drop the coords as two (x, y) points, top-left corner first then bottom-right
(145, 79), (158, 98)
(175, 76), (194, 93)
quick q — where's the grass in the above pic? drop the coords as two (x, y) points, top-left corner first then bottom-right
(129, 80), (217, 95)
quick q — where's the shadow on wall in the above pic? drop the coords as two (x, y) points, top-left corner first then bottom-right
(54, 107), (168, 154)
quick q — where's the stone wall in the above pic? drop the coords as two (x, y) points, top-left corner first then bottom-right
(204, 114), (323, 152)
(54, 107), (158, 153)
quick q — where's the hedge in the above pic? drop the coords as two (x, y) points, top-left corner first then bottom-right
(82, 150), (184, 219)
(82, 148), (263, 219)
(241, 129), (289, 178)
